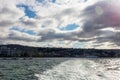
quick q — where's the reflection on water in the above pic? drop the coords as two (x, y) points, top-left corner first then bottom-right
(0, 58), (120, 80)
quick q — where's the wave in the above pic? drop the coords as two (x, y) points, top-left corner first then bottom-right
(35, 59), (120, 80)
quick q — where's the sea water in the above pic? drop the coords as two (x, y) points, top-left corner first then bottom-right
(0, 58), (120, 80)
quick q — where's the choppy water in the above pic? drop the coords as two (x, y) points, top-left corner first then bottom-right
(0, 58), (120, 80)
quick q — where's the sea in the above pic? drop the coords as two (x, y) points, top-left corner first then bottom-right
(0, 58), (120, 80)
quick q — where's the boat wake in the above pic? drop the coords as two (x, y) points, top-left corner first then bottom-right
(35, 59), (120, 80)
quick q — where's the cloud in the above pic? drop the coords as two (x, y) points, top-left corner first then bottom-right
(0, 1), (24, 27)
(78, 0), (120, 48)
(8, 30), (40, 42)
(0, 0), (120, 49)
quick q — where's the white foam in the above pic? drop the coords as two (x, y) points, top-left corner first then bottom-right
(35, 59), (120, 80)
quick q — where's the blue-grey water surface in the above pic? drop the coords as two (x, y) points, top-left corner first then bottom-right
(0, 58), (120, 80)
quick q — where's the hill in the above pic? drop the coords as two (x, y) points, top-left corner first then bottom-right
(0, 44), (120, 57)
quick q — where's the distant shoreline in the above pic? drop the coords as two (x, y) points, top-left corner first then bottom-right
(0, 57), (33, 60)
(0, 44), (120, 58)
(0, 57), (119, 60)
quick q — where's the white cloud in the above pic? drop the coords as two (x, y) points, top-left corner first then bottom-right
(0, 0), (120, 49)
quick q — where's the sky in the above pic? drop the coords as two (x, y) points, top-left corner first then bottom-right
(0, 0), (120, 49)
